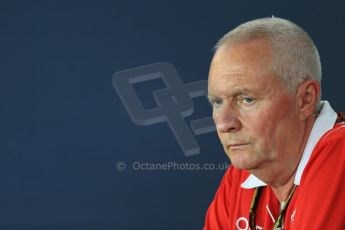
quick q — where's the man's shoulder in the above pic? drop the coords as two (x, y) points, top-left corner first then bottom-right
(301, 122), (345, 186)
(310, 122), (345, 162)
(292, 123), (345, 229)
(318, 122), (345, 144)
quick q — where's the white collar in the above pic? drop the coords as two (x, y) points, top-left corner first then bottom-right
(241, 101), (338, 189)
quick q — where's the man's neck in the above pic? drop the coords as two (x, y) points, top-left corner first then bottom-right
(271, 172), (296, 202)
(252, 163), (298, 202)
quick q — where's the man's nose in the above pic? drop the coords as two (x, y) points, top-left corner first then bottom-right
(213, 106), (241, 133)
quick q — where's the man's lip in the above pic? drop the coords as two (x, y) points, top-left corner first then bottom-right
(227, 143), (249, 149)
(228, 143), (248, 146)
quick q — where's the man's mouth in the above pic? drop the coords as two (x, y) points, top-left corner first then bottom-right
(227, 143), (249, 150)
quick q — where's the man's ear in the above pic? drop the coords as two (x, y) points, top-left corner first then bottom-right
(296, 79), (320, 120)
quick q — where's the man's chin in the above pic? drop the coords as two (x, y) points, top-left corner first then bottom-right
(228, 154), (260, 170)
(231, 162), (257, 170)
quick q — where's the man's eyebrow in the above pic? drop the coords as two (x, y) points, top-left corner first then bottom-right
(229, 88), (252, 97)
(208, 88), (254, 102)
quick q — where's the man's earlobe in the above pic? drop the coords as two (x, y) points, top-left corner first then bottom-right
(297, 79), (320, 120)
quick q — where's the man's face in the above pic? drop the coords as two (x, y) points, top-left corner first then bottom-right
(208, 40), (304, 171)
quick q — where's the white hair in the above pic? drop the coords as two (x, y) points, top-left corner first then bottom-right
(214, 17), (322, 108)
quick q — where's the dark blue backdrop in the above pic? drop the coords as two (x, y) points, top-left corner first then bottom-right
(1, 1), (344, 229)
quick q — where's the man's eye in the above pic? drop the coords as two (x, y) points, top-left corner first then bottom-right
(210, 98), (223, 106)
(241, 97), (255, 105)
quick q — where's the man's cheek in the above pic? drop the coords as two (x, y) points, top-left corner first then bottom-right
(218, 136), (226, 147)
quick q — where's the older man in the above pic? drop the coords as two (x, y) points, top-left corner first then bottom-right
(204, 17), (345, 229)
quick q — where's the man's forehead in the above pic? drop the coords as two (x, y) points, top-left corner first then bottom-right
(208, 70), (283, 98)
(208, 70), (264, 89)
(208, 82), (258, 97)
(210, 40), (273, 74)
